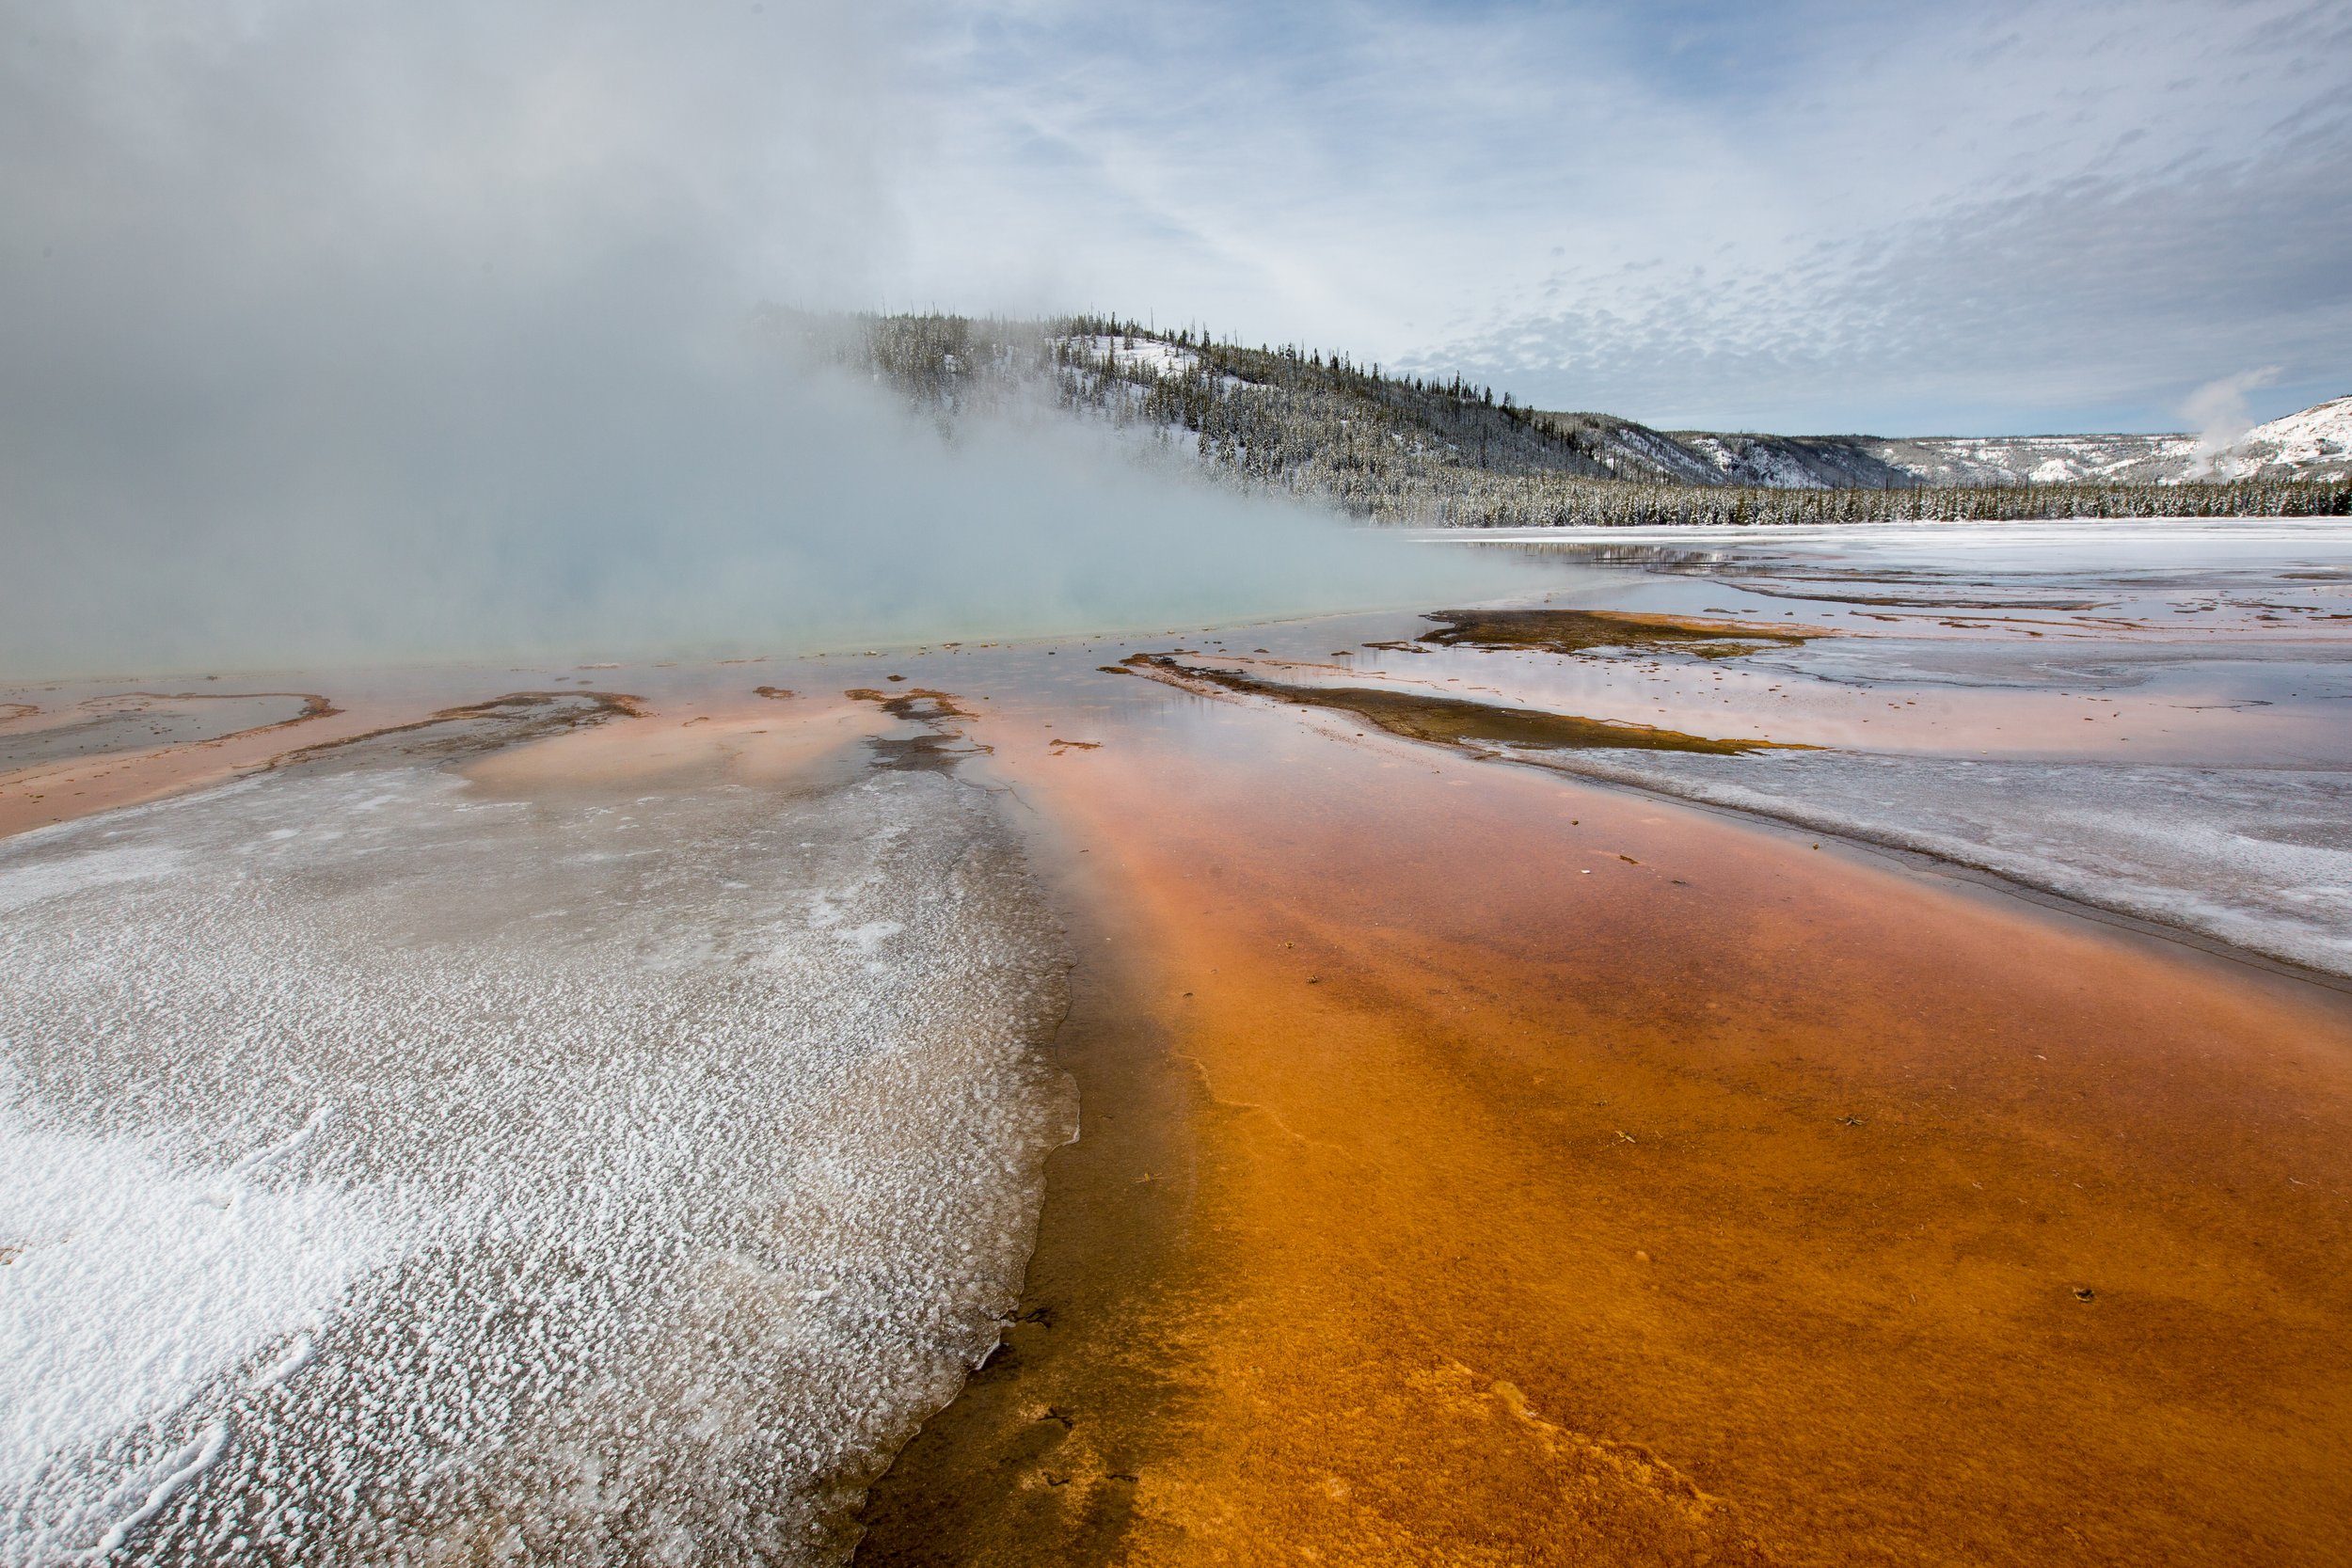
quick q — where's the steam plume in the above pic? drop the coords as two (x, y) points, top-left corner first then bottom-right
(0, 2), (1511, 679)
(2181, 366), (2282, 461)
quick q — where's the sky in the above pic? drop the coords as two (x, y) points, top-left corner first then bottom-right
(0, 2), (2345, 544)
(885, 0), (2352, 434)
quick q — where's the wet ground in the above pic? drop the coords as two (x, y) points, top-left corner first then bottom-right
(0, 692), (334, 775)
(1136, 521), (2352, 975)
(863, 669), (2352, 1568)
(5, 520), (2352, 1564)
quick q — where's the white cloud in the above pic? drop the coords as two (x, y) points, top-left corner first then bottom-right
(888, 0), (2352, 431)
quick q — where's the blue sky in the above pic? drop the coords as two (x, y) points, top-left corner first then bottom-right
(5, 0), (2347, 437)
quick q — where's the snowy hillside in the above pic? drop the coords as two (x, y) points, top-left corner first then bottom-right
(804, 311), (2348, 523)
(1530, 411), (2348, 493)
(1847, 399), (2352, 487)
(2212, 395), (2352, 481)
(1671, 432), (1918, 490)
(1865, 432), (2203, 486)
(1670, 397), (2350, 489)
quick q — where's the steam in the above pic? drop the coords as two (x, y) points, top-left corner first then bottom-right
(2181, 365), (2282, 459)
(0, 2), (1513, 680)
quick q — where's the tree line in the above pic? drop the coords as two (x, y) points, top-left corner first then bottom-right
(787, 310), (2352, 524)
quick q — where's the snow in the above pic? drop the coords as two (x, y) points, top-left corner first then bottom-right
(1066, 335), (1253, 392)
(1871, 433), (2203, 486)
(1865, 398), (2351, 486)
(1515, 748), (2352, 976)
(1406, 519), (2352, 975)
(2211, 394), (2352, 480)
(0, 1097), (414, 1533)
(0, 750), (1072, 1563)
(1708, 439), (1832, 489)
(89, 1425), (230, 1560)
(1072, 335), (1197, 379)
(0, 844), (187, 918)
(1612, 425), (1723, 483)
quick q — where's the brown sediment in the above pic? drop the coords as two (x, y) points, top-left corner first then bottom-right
(1, 689), (342, 782)
(845, 686), (990, 772)
(867, 733), (985, 773)
(1417, 608), (1821, 658)
(268, 691), (645, 772)
(857, 677), (2352, 1568)
(100, 689), (337, 726)
(0, 689), (361, 839)
(3, 689), (339, 752)
(1124, 655), (1790, 756)
(754, 686), (796, 700)
(859, 820), (1210, 1566)
(845, 687), (974, 721)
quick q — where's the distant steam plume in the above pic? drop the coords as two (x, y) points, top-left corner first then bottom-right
(0, 2), (1512, 680)
(2181, 366), (2282, 459)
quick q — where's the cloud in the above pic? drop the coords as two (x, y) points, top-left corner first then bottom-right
(1431, 133), (2352, 434)
(892, 0), (2352, 433)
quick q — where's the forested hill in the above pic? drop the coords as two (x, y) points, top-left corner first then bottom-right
(779, 310), (2351, 527)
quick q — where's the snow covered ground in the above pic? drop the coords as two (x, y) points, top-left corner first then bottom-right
(1675, 435), (1841, 489)
(1524, 747), (2352, 977)
(1855, 396), (2350, 487)
(1065, 335), (1254, 395)
(1068, 335), (1200, 381)
(1403, 520), (2352, 977)
(0, 731), (1070, 1562)
(2211, 394), (2352, 482)
(1865, 432), (2203, 486)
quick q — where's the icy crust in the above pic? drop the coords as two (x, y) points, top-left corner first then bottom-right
(1514, 748), (2352, 977)
(0, 759), (1073, 1564)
